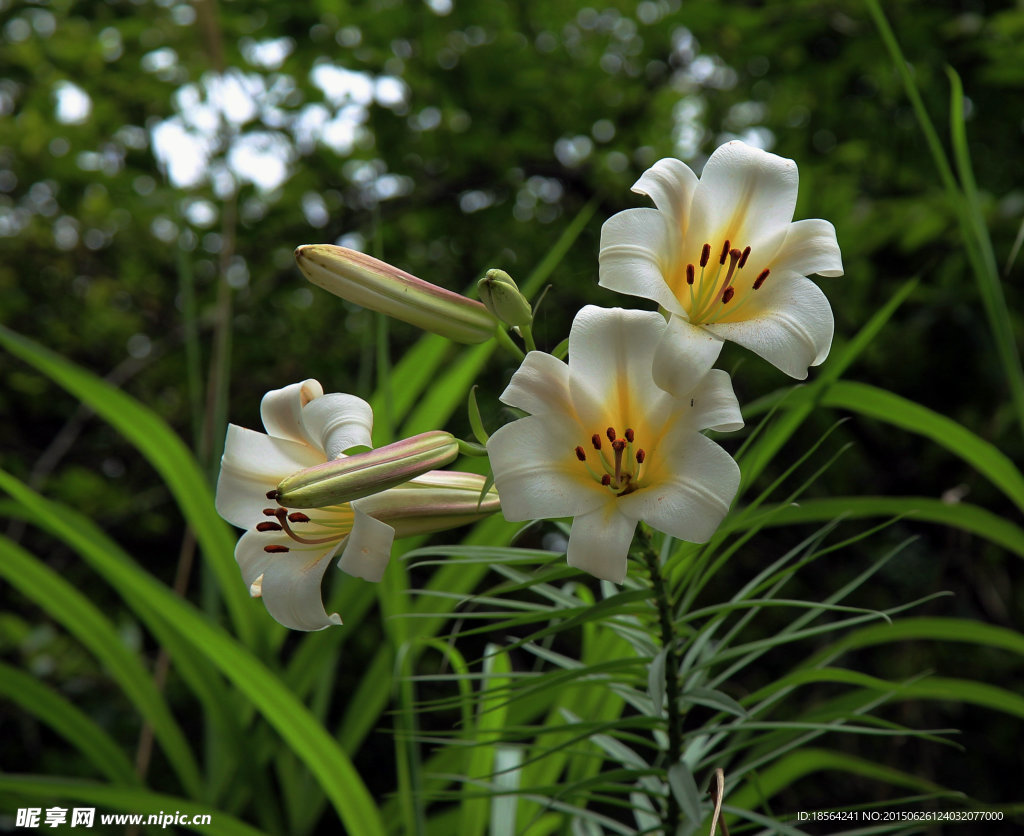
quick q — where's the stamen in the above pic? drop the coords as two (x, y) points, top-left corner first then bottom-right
(274, 508), (338, 546)
(606, 426), (616, 442)
(753, 268), (770, 290)
(601, 474), (611, 486)
(262, 508), (278, 517)
(288, 512), (311, 523)
(685, 264), (695, 285)
(591, 433), (602, 450)
(575, 445), (587, 461)
(700, 243), (711, 267)
(635, 449), (646, 464)
(738, 246), (751, 268)
(265, 490), (279, 500)
(719, 240), (730, 265)
(263, 544), (289, 553)
(256, 521), (282, 532)
(722, 287), (735, 304)
(624, 428), (635, 443)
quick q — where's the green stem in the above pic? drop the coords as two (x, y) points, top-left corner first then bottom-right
(636, 527), (682, 832)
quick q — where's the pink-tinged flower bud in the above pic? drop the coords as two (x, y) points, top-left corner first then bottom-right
(362, 470), (501, 537)
(275, 430), (460, 508)
(295, 244), (497, 344)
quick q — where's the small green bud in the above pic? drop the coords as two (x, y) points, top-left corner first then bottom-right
(477, 269), (533, 328)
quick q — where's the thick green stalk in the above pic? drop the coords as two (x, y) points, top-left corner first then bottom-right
(637, 527), (682, 832)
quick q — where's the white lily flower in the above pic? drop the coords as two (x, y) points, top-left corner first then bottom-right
(215, 379), (499, 630)
(486, 306), (742, 584)
(599, 140), (843, 387)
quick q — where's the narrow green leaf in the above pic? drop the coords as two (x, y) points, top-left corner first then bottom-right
(814, 381), (1024, 514)
(0, 662), (140, 787)
(468, 385), (489, 444)
(0, 325), (257, 646)
(667, 761), (702, 827)
(0, 537), (203, 798)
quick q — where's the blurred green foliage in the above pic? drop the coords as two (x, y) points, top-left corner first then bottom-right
(2, 0), (1023, 829)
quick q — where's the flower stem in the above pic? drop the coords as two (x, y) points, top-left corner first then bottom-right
(636, 526), (683, 833)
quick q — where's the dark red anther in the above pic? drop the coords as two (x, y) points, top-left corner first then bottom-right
(722, 287), (735, 304)
(719, 240), (730, 264)
(265, 489), (279, 500)
(685, 264), (695, 285)
(263, 544), (290, 554)
(738, 246), (751, 268)
(700, 243), (711, 267)
(635, 449), (646, 464)
(601, 474), (612, 486)
(575, 445), (587, 461)
(591, 433), (602, 450)
(753, 268), (770, 290)
(612, 438), (626, 452)
(256, 521), (282, 532)
(606, 426), (616, 442)
(288, 512), (311, 523)
(262, 508), (278, 517)
(624, 428), (635, 443)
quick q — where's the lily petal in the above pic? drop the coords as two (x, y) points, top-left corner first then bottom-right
(651, 316), (724, 399)
(687, 369), (744, 433)
(704, 273), (833, 378)
(631, 157), (698, 235)
(215, 424), (322, 529)
(260, 379), (324, 445)
(567, 505), (637, 584)
(500, 350), (573, 416)
(337, 507), (394, 582)
(487, 416), (607, 521)
(685, 141), (798, 262)
(568, 306), (672, 428)
(773, 219), (844, 278)
(235, 528), (342, 631)
(598, 208), (682, 314)
(301, 393), (374, 459)
(618, 433), (739, 543)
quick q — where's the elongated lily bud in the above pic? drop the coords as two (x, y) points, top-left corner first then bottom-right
(295, 244), (497, 344)
(276, 430), (460, 508)
(477, 269), (533, 328)
(363, 471), (501, 537)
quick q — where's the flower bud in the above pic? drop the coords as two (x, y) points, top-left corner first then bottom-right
(276, 430), (460, 508)
(477, 269), (533, 328)
(295, 244), (497, 344)
(361, 471), (501, 537)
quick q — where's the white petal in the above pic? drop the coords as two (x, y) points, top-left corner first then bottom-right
(651, 316), (724, 398)
(631, 158), (698, 235)
(618, 433), (739, 543)
(301, 393), (374, 458)
(685, 141), (798, 262)
(234, 528), (342, 631)
(215, 424), (323, 529)
(688, 369), (744, 433)
(567, 505), (637, 584)
(500, 351), (573, 416)
(567, 306), (674, 429)
(703, 273), (834, 378)
(487, 416), (607, 522)
(598, 208), (683, 314)
(260, 379), (324, 444)
(773, 219), (844, 278)
(337, 506), (394, 582)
